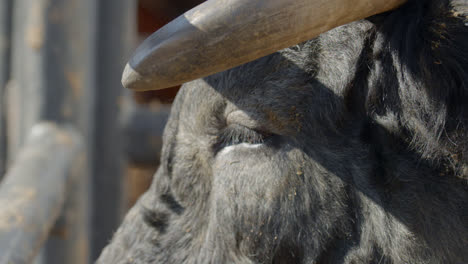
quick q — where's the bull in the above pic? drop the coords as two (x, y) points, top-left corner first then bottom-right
(98, 0), (468, 263)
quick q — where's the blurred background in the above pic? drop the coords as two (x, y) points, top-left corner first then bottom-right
(0, 0), (204, 263)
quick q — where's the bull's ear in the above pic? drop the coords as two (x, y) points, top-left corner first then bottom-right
(122, 0), (407, 91)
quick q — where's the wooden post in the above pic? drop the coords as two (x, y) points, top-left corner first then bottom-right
(0, 123), (83, 264)
(91, 0), (136, 260)
(8, 0), (97, 262)
(122, 103), (169, 166)
(7, 0), (137, 262)
(0, 0), (12, 178)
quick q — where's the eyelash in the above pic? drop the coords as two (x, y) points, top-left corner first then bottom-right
(213, 124), (272, 152)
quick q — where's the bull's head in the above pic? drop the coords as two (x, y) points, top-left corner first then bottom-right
(98, 0), (468, 263)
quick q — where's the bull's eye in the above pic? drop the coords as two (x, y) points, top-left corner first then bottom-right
(213, 124), (273, 153)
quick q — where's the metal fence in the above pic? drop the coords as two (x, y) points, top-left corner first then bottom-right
(0, 0), (137, 262)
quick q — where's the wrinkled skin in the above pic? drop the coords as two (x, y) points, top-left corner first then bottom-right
(98, 1), (468, 263)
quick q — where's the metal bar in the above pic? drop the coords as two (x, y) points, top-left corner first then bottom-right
(0, 123), (83, 264)
(90, 0), (136, 260)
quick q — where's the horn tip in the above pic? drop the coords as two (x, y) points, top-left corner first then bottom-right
(122, 63), (151, 91)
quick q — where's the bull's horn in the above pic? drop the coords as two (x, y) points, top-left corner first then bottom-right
(123, 0), (406, 91)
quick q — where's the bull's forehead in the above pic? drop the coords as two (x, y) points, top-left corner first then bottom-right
(181, 21), (372, 128)
(180, 76), (314, 136)
(178, 22), (370, 135)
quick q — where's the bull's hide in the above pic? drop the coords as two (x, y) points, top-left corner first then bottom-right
(98, 0), (468, 263)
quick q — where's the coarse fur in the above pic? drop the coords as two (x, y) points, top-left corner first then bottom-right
(98, 0), (468, 263)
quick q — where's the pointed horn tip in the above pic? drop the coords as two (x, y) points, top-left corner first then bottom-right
(121, 63), (155, 91)
(122, 63), (141, 90)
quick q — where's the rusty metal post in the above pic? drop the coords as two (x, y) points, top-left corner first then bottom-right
(0, 123), (83, 264)
(90, 0), (136, 260)
(8, 0), (97, 263)
(0, 0), (12, 178)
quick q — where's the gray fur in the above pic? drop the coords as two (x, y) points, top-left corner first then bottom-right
(98, 1), (468, 263)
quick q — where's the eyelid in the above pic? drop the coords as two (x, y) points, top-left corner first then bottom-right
(212, 124), (272, 154)
(226, 110), (266, 131)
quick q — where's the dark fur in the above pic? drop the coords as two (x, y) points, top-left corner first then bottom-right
(98, 1), (468, 263)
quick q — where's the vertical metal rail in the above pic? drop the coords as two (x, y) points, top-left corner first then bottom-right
(92, 0), (136, 260)
(0, 0), (12, 178)
(0, 123), (84, 264)
(7, 0), (97, 263)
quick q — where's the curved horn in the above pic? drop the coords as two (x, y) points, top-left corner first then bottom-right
(123, 0), (406, 91)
